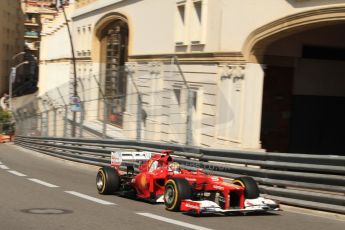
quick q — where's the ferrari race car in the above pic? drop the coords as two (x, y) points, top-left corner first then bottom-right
(96, 150), (279, 215)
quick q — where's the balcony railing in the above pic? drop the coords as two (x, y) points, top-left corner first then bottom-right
(24, 21), (40, 26)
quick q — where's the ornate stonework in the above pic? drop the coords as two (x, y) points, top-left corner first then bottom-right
(148, 62), (162, 75)
(220, 65), (245, 81)
(125, 62), (136, 75)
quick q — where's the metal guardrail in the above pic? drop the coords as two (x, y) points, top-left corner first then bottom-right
(14, 136), (345, 214)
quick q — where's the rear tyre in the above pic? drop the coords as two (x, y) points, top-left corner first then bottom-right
(232, 177), (260, 199)
(96, 167), (120, 195)
(164, 178), (192, 211)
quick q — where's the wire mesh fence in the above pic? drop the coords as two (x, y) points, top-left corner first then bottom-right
(13, 60), (197, 145)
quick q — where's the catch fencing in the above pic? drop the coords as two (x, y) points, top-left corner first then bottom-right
(14, 135), (345, 214)
(13, 61), (197, 145)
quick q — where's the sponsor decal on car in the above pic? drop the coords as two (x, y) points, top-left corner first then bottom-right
(213, 185), (224, 190)
(185, 203), (200, 210)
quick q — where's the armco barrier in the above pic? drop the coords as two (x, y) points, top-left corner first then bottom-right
(14, 136), (345, 214)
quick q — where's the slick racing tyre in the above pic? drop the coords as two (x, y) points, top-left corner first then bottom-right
(164, 178), (192, 211)
(232, 176), (260, 199)
(96, 167), (120, 194)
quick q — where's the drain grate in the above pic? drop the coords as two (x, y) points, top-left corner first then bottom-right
(21, 208), (73, 215)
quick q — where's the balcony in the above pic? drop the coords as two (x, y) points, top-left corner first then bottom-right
(24, 21), (40, 27)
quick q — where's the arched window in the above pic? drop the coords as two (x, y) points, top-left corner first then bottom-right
(99, 20), (128, 128)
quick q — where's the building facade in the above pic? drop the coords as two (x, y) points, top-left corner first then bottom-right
(23, 0), (56, 60)
(36, 0), (345, 154)
(18, 0), (57, 97)
(38, 2), (74, 94)
(0, 1), (24, 96)
(11, 1), (72, 136)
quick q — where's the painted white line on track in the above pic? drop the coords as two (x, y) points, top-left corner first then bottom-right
(0, 161), (2, 164)
(0, 165), (9, 170)
(65, 191), (115, 205)
(28, 178), (59, 188)
(8, 170), (27, 177)
(136, 213), (214, 230)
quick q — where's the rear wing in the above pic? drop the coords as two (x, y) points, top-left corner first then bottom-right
(111, 151), (152, 168)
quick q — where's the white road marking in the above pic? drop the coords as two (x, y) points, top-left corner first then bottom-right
(28, 178), (59, 188)
(0, 165), (9, 170)
(8, 170), (27, 177)
(0, 161), (2, 164)
(136, 213), (214, 230)
(65, 191), (115, 205)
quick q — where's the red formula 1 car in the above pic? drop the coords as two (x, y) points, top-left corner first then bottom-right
(96, 150), (279, 215)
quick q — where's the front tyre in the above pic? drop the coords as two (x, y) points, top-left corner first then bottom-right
(96, 167), (120, 195)
(164, 178), (192, 211)
(232, 176), (260, 199)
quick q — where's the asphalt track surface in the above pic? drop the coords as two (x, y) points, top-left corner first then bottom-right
(0, 143), (344, 230)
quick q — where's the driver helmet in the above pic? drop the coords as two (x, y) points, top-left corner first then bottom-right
(168, 162), (181, 172)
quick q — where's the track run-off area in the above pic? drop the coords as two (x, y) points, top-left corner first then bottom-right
(0, 143), (344, 230)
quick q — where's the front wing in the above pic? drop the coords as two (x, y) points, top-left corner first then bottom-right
(180, 197), (280, 215)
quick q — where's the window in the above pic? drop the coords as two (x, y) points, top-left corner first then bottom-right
(175, 1), (186, 45)
(192, 90), (197, 109)
(190, 0), (202, 43)
(174, 0), (208, 49)
(99, 20), (129, 128)
(173, 88), (181, 105)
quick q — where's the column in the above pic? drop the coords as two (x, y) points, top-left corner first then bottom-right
(241, 63), (265, 149)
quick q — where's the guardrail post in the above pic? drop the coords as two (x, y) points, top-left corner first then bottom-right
(22, 113), (28, 136)
(29, 116), (33, 136)
(103, 98), (108, 139)
(186, 90), (193, 146)
(53, 108), (57, 137)
(79, 101), (84, 138)
(63, 105), (67, 137)
(41, 100), (49, 137)
(41, 111), (45, 137)
(136, 94), (142, 141)
(37, 113), (42, 137)
(45, 110), (49, 137)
